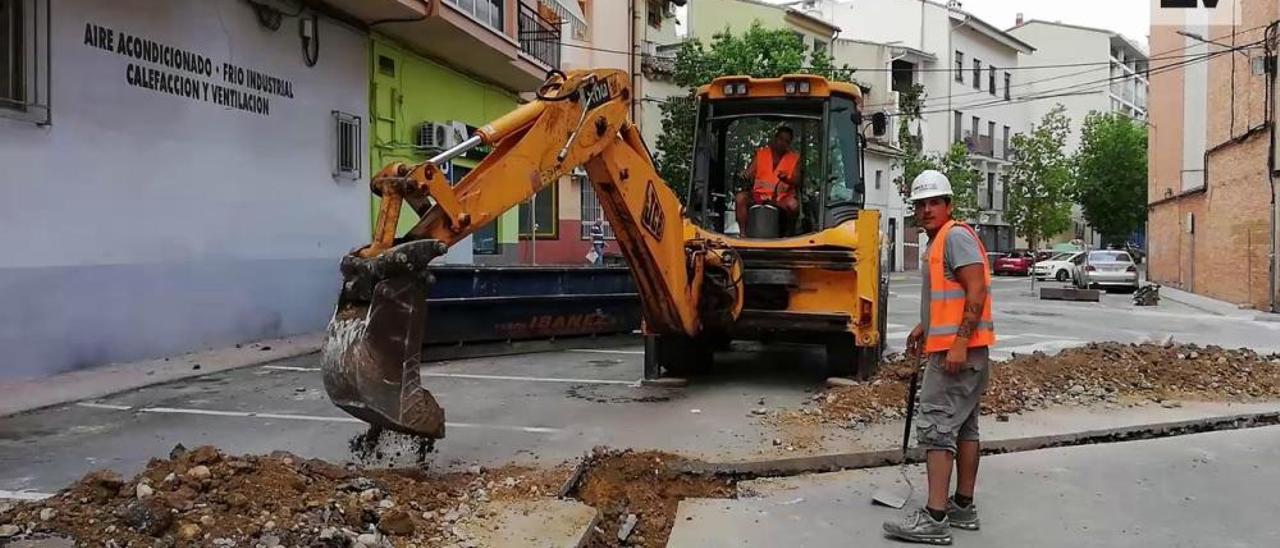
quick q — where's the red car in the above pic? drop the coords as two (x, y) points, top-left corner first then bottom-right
(993, 250), (1035, 276)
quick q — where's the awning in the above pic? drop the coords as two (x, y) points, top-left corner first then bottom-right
(542, 0), (587, 39)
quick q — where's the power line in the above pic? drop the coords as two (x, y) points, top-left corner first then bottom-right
(860, 21), (1273, 111)
(908, 40), (1258, 120)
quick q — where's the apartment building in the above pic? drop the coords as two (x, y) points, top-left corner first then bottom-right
(1008, 18), (1150, 247)
(1146, 0), (1279, 312)
(830, 38), (922, 271)
(797, 0), (1034, 254)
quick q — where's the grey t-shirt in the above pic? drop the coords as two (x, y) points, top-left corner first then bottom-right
(921, 225), (984, 343)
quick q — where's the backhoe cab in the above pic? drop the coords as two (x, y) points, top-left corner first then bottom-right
(319, 70), (885, 440)
(647, 74), (886, 380)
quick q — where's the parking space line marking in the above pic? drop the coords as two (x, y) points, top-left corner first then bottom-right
(261, 365), (637, 386)
(76, 402), (133, 410)
(75, 403), (560, 434)
(421, 372), (638, 386)
(0, 490), (53, 501)
(262, 365), (319, 372)
(568, 349), (644, 355)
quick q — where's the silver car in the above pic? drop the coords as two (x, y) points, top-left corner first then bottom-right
(1073, 250), (1140, 291)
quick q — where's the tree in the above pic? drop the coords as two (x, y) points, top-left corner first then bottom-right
(1073, 112), (1148, 244)
(1003, 105), (1074, 250)
(655, 22), (848, 199)
(892, 83), (933, 200)
(934, 142), (980, 222)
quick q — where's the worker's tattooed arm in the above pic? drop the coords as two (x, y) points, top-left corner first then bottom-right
(953, 264), (989, 342)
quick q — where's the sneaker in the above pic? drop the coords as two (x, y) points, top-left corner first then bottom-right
(883, 507), (953, 545)
(946, 498), (980, 530)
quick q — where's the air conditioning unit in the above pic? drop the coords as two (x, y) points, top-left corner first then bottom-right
(416, 121), (449, 150)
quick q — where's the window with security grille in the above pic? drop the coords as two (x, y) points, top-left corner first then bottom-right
(333, 111), (361, 180)
(579, 176), (615, 239)
(0, 0), (23, 110)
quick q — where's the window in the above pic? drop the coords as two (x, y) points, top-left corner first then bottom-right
(1, 0), (47, 123)
(580, 175), (616, 239)
(1004, 72), (1011, 100)
(988, 66), (996, 95)
(647, 0), (663, 28)
(792, 31), (805, 47)
(450, 0), (503, 31)
(1, 0), (24, 109)
(972, 59), (981, 90)
(986, 172), (996, 210)
(953, 111), (963, 142)
(971, 116), (979, 142)
(333, 111), (361, 180)
(518, 181), (558, 239)
(813, 38), (827, 55)
(1003, 125), (1011, 159)
(954, 51), (964, 82)
(987, 121), (995, 141)
(875, 170), (883, 190)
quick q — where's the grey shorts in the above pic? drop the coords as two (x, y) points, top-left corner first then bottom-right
(916, 347), (991, 454)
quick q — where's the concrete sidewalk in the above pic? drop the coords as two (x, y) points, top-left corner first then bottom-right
(667, 425), (1280, 547)
(1158, 284), (1280, 321)
(0, 333), (322, 417)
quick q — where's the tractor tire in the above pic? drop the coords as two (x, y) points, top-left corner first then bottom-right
(644, 334), (713, 379)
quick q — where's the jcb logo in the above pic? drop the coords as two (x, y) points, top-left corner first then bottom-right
(641, 181), (665, 241)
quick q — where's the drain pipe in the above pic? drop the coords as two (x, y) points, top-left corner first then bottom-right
(1268, 23), (1278, 312)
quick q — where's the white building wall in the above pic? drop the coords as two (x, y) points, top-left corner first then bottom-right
(0, 0), (369, 379)
(1008, 22), (1116, 152)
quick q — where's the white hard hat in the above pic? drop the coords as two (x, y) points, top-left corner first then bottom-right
(908, 169), (953, 203)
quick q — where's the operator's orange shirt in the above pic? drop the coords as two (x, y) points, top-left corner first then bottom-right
(751, 147), (799, 203)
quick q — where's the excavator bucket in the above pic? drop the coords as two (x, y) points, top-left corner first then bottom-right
(321, 240), (448, 439)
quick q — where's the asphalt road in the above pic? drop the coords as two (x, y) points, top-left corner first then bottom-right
(3, 273), (1279, 497)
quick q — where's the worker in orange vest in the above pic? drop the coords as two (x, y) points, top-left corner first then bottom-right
(735, 126), (801, 232)
(884, 169), (996, 545)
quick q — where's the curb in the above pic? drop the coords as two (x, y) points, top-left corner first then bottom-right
(682, 410), (1280, 477)
(0, 333), (323, 418)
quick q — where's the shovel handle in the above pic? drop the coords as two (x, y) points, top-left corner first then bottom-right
(900, 360), (923, 457)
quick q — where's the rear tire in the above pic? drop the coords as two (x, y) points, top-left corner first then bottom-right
(1055, 269), (1070, 282)
(644, 334), (713, 379)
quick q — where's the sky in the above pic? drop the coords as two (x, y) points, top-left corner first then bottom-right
(746, 1), (1152, 49)
(959, 0), (1150, 47)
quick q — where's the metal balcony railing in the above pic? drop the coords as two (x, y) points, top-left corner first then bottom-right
(964, 132), (995, 157)
(518, 3), (560, 69)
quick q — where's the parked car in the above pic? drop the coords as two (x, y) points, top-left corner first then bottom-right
(993, 250), (1036, 276)
(1072, 250), (1140, 292)
(1032, 252), (1082, 282)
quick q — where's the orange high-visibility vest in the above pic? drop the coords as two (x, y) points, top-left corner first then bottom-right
(925, 220), (996, 353)
(751, 147), (800, 203)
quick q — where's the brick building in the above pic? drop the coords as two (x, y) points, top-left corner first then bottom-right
(1146, 0), (1279, 311)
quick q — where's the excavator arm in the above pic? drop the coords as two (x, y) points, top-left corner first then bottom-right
(322, 70), (741, 438)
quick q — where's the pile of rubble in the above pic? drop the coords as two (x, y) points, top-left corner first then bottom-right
(0, 445), (569, 548)
(572, 449), (735, 548)
(787, 342), (1280, 428)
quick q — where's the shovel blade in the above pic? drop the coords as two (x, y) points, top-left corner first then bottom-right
(871, 488), (909, 509)
(321, 240), (447, 439)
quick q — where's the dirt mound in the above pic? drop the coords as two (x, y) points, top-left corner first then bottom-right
(0, 445), (569, 547)
(572, 449), (736, 548)
(781, 343), (1280, 428)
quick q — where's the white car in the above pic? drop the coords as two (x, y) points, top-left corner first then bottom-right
(1032, 252), (1082, 282)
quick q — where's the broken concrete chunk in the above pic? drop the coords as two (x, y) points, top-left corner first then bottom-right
(186, 465), (212, 480)
(617, 513), (639, 542)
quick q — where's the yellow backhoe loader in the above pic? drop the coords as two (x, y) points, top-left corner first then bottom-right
(321, 69), (888, 439)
